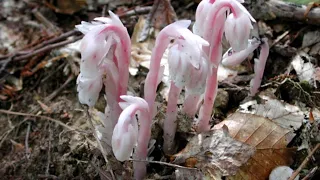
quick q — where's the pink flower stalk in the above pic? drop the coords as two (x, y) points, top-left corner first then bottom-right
(111, 95), (150, 179)
(76, 11), (131, 127)
(142, 20), (207, 155)
(221, 38), (260, 66)
(250, 38), (269, 96)
(194, 0), (255, 132)
(163, 31), (209, 154)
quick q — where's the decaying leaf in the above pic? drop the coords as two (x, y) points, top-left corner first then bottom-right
(269, 166), (299, 180)
(239, 94), (304, 130)
(214, 112), (296, 180)
(138, 0), (177, 42)
(131, 16), (154, 70)
(291, 51), (316, 85)
(302, 30), (320, 48)
(130, 16), (170, 98)
(172, 126), (255, 177)
(44, 0), (86, 15)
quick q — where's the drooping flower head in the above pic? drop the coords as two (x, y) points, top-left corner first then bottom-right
(222, 38), (260, 66)
(111, 95), (149, 161)
(223, 0), (256, 51)
(75, 11), (130, 108)
(168, 22), (209, 89)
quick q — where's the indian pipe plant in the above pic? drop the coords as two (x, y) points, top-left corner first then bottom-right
(75, 0), (269, 179)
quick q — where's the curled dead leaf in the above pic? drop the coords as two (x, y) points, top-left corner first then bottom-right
(172, 126), (255, 177)
(214, 112), (296, 180)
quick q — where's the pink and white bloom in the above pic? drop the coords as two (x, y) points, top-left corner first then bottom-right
(224, 12), (254, 51)
(112, 96), (149, 161)
(167, 29), (209, 88)
(194, 0), (256, 132)
(222, 38), (260, 66)
(76, 11), (130, 127)
(164, 28), (209, 154)
(111, 95), (150, 179)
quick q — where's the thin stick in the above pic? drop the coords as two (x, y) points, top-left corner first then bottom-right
(25, 122), (31, 159)
(44, 75), (75, 102)
(130, 159), (198, 170)
(45, 122), (52, 175)
(0, 109), (77, 132)
(84, 107), (115, 180)
(288, 143), (320, 180)
(13, 36), (83, 61)
(301, 166), (318, 180)
(0, 30), (79, 60)
(0, 109), (96, 149)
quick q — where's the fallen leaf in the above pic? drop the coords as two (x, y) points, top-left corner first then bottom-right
(172, 126), (255, 177)
(130, 16), (171, 98)
(44, 0), (86, 15)
(291, 51), (316, 85)
(302, 31), (320, 48)
(239, 94), (304, 130)
(138, 0), (177, 42)
(214, 112), (296, 180)
(269, 166), (299, 180)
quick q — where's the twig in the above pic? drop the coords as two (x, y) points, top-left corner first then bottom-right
(12, 36), (82, 61)
(0, 109), (77, 132)
(130, 159), (198, 170)
(25, 122), (31, 159)
(0, 109), (97, 150)
(45, 122), (52, 175)
(44, 74), (75, 102)
(40, 61), (66, 83)
(270, 30), (290, 48)
(0, 35), (82, 76)
(32, 8), (61, 34)
(37, 174), (58, 179)
(0, 30), (79, 60)
(89, 161), (112, 180)
(288, 143), (320, 180)
(118, 6), (152, 18)
(84, 106), (115, 180)
(0, 118), (29, 149)
(301, 166), (318, 180)
(247, 0), (320, 25)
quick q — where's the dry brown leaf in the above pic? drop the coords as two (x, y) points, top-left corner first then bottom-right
(131, 16), (154, 69)
(214, 112), (296, 180)
(172, 126), (255, 177)
(239, 94), (304, 130)
(45, 0), (86, 15)
(138, 0), (177, 42)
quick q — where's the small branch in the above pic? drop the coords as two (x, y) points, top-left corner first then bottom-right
(130, 159), (198, 170)
(118, 6), (152, 18)
(0, 109), (95, 148)
(288, 143), (320, 180)
(32, 8), (61, 34)
(25, 122), (31, 159)
(246, 0), (320, 25)
(0, 109), (77, 132)
(84, 107), (115, 180)
(0, 30), (79, 60)
(12, 36), (82, 62)
(45, 122), (52, 176)
(44, 75), (75, 102)
(301, 166), (318, 180)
